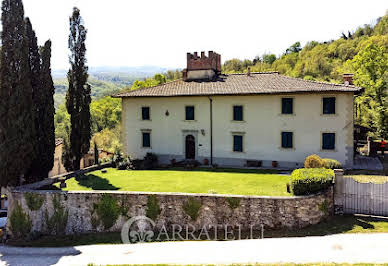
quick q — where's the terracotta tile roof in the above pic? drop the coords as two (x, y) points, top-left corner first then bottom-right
(113, 72), (362, 98)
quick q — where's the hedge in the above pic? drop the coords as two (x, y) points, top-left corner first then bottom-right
(291, 168), (334, 196)
(322, 158), (342, 169)
(304, 154), (324, 168)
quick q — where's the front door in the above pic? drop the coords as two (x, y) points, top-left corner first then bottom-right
(185, 135), (195, 159)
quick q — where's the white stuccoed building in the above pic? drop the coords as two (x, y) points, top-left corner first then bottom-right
(113, 51), (362, 169)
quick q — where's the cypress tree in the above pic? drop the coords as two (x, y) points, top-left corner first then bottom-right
(25, 17), (41, 182)
(0, 0), (34, 187)
(94, 142), (99, 165)
(66, 7), (91, 170)
(36, 40), (55, 179)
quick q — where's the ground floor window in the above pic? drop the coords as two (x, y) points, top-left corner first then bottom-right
(233, 135), (243, 152)
(281, 132), (293, 148)
(322, 133), (335, 150)
(142, 132), (151, 148)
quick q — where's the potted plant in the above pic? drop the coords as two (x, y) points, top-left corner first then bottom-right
(272, 161), (278, 168)
(204, 158), (209, 165)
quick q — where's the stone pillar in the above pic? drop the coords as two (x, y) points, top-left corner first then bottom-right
(333, 169), (344, 215)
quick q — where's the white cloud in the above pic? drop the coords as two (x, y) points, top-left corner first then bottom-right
(17, 0), (388, 69)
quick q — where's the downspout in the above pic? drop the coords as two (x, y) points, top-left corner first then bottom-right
(208, 97), (213, 165)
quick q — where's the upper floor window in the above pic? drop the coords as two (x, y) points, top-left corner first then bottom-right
(281, 132), (293, 149)
(142, 132), (151, 148)
(233, 105), (243, 121)
(323, 97), (336, 114)
(322, 133), (335, 150)
(185, 106), (195, 120)
(142, 107), (150, 120)
(233, 135), (243, 152)
(282, 98), (293, 114)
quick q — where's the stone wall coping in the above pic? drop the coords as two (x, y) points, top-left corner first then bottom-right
(11, 187), (332, 200)
(13, 162), (113, 191)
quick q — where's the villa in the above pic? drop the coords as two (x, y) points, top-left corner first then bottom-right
(114, 51), (362, 168)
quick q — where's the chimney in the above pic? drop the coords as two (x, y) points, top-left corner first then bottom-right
(247, 67), (251, 77)
(343, 73), (354, 85)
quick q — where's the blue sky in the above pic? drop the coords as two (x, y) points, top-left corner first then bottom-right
(18, 0), (388, 70)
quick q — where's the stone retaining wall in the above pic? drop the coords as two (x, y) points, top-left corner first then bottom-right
(7, 188), (333, 238)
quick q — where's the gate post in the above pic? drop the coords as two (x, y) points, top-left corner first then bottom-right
(334, 169), (344, 215)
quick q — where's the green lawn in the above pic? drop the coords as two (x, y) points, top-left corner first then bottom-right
(58, 168), (291, 196)
(345, 175), (388, 184)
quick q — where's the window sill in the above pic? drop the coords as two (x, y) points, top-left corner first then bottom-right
(279, 147), (295, 151)
(231, 120), (246, 123)
(183, 120), (197, 122)
(320, 149), (337, 152)
(140, 119), (152, 121)
(278, 113), (296, 117)
(232, 151), (245, 153)
(321, 114), (338, 117)
(141, 147), (152, 149)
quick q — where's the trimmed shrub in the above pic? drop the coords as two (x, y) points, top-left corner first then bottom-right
(144, 153), (158, 170)
(183, 198), (202, 221)
(323, 158), (342, 169)
(291, 168), (334, 196)
(9, 202), (32, 239)
(304, 154), (324, 168)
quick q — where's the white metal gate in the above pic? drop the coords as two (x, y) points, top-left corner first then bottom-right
(334, 170), (388, 216)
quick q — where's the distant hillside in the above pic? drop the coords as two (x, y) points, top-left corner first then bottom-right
(54, 77), (126, 108)
(52, 65), (169, 107)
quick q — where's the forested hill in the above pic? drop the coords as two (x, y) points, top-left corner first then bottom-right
(54, 77), (126, 108)
(223, 12), (388, 138)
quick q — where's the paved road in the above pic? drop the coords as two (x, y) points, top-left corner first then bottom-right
(1, 233), (388, 266)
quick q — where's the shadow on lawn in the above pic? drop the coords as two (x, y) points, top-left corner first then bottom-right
(265, 215), (387, 238)
(7, 215), (388, 247)
(165, 167), (287, 175)
(75, 174), (119, 190)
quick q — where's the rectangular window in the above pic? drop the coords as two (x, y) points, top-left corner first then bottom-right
(322, 133), (335, 150)
(142, 107), (150, 120)
(323, 97), (336, 114)
(282, 98), (293, 114)
(281, 132), (293, 148)
(185, 106), (195, 120)
(233, 105), (243, 121)
(233, 135), (243, 152)
(142, 132), (151, 148)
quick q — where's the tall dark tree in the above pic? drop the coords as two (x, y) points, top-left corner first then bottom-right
(66, 7), (91, 170)
(0, 0), (34, 187)
(35, 40), (56, 179)
(25, 17), (41, 182)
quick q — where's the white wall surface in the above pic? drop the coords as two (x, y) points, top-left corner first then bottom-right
(121, 92), (354, 167)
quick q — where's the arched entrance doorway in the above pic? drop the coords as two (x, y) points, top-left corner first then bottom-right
(185, 135), (195, 159)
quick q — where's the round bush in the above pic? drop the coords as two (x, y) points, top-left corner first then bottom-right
(323, 158), (342, 169)
(304, 154), (324, 168)
(291, 168), (334, 196)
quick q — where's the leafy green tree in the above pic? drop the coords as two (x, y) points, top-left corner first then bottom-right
(351, 39), (388, 138)
(0, 0), (34, 187)
(153, 73), (166, 85)
(262, 54), (277, 65)
(285, 42), (302, 54)
(65, 7), (91, 170)
(90, 97), (121, 133)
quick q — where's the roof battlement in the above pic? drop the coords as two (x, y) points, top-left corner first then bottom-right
(183, 51), (221, 81)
